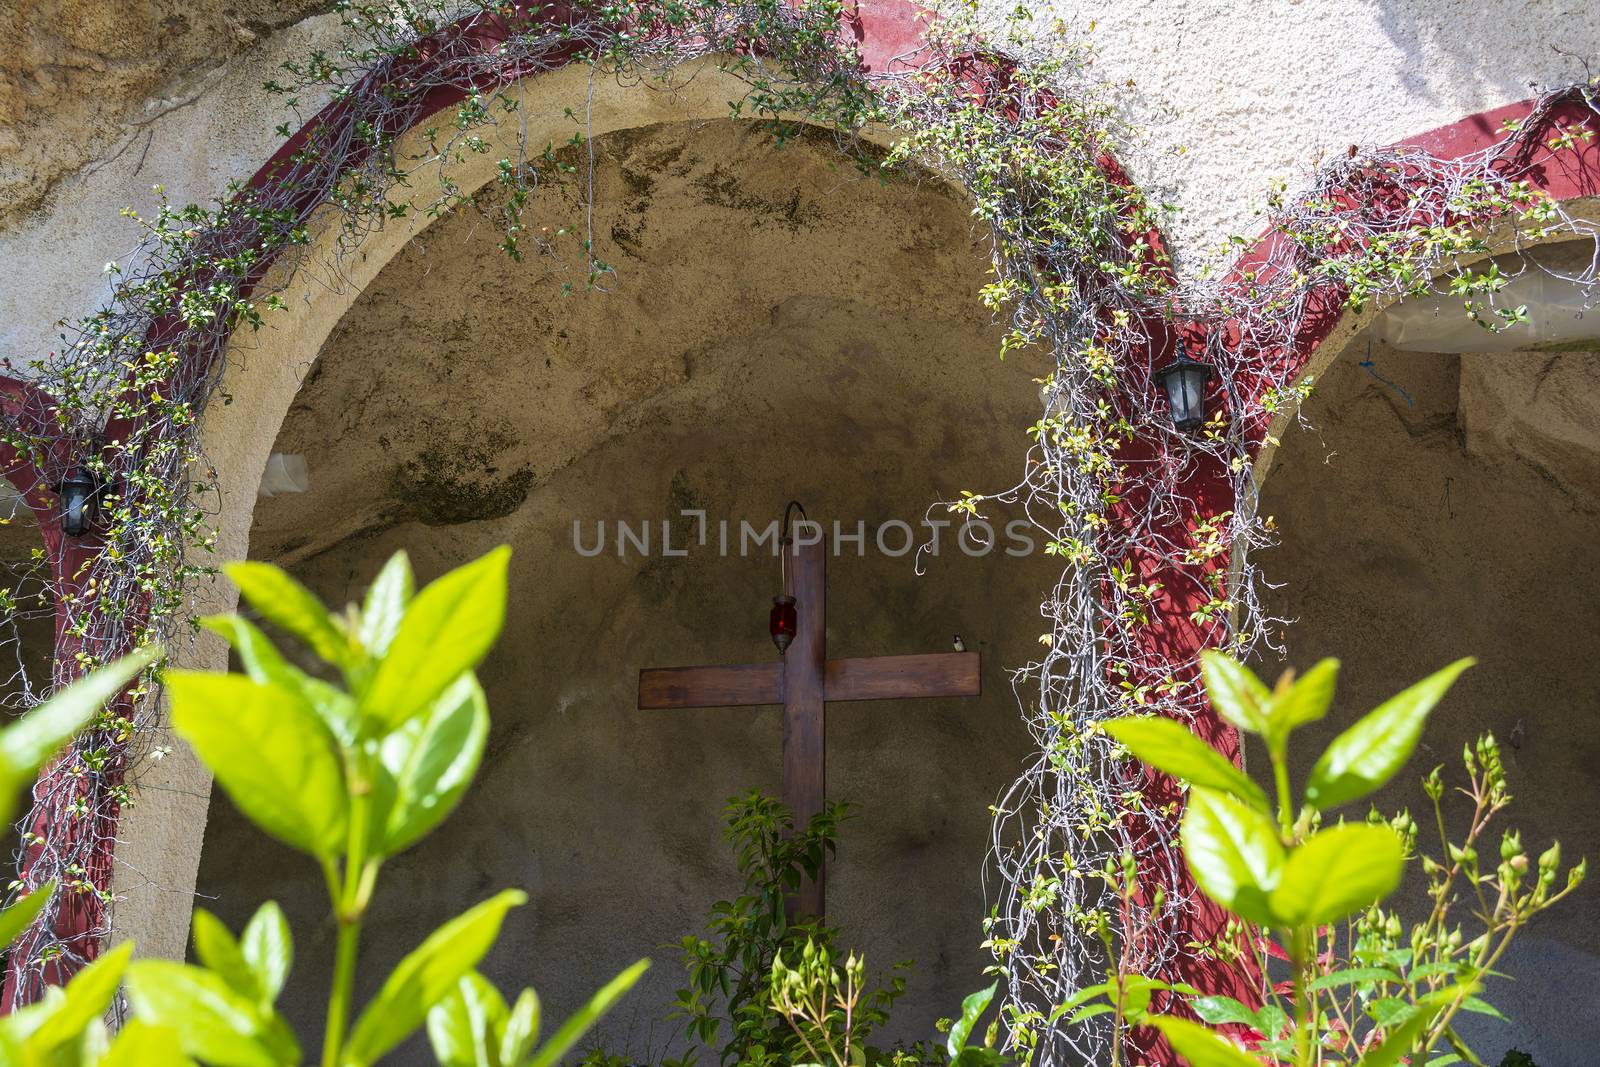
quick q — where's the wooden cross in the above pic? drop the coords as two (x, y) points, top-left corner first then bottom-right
(638, 536), (981, 917)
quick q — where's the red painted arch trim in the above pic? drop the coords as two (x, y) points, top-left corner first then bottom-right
(1221, 90), (1600, 420)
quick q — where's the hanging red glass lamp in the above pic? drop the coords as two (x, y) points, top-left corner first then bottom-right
(769, 500), (806, 654)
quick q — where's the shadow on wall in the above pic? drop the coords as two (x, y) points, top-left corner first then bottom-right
(1368, 0), (1589, 106)
(1257, 331), (1600, 1067)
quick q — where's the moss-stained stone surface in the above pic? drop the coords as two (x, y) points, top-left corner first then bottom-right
(194, 119), (1053, 1060)
(0, 0), (331, 229)
(1258, 319), (1600, 1067)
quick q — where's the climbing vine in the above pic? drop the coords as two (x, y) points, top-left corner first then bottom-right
(0, 1), (1596, 1064)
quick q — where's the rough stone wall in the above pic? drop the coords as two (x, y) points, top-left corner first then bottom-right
(0, 0), (331, 228)
(195, 119), (1049, 1059)
(1258, 314), (1600, 1067)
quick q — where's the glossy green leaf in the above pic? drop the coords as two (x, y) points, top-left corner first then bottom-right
(524, 957), (650, 1067)
(379, 673), (489, 855)
(0, 647), (158, 809)
(1148, 1016), (1261, 1067)
(204, 613), (362, 746)
(225, 561), (354, 670)
(360, 551), (415, 658)
(1188, 994), (1261, 1028)
(101, 1020), (199, 1067)
(1102, 716), (1268, 810)
(427, 971), (507, 1067)
(193, 908), (262, 1002)
(948, 982), (997, 1056)
(0, 881), (54, 951)
(1272, 825), (1405, 926)
(1180, 787), (1284, 927)
(362, 547), (510, 731)
(1305, 658), (1473, 810)
(1268, 658), (1339, 746)
(343, 889), (527, 1066)
(32, 940), (135, 1050)
(125, 960), (299, 1067)
(242, 901), (293, 1002)
(166, 671), (348, 858)
(1199, 652), (1272, 736)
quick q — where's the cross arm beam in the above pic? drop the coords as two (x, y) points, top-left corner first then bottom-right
(637, 662), (782, 709)
(824, 651), (980, 702)
(637, 651), (979, 710)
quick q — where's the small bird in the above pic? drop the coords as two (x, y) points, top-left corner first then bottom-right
(953, 634), (967, 652)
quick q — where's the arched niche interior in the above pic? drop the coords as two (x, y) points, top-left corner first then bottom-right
(193, 117), (1051, 1058)
(1257, 238), (1600, 1067)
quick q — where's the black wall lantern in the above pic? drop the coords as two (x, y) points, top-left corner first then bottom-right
(1155, 348), (1215, 432)
(57, 465), (99, 537)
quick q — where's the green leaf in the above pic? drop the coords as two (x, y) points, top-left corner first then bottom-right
(125, 960), (299, 1067)
(1148, 1016), (1261, 1067)
(166, 672), (348, 858)
(1102, 716), (1268, 810)
(361, 546), (510, 731)
(203, 614), (361, 745)
(225, 561), (354, 670)
(378, 673), (489, 855)
(0, 881), (53, 951)
(1180, 787), (1284, 927)
(948, 982), (997, 1056)
(1272, 824), (1405, 926)
(242, 901), (293, 1002)
(500, 988), (539, 1066)
(193, 908), (263, 1002)
(1356, 997), (1447, 1067)
(427, 972), (506, 1067)
(343, 889), (527, 1066)
(1460, 996), (1506, 1020)
(1269, 658), (1339, 745)
(1199, 652), (1272, 736)
(524, 958), (649, 1067)
(32, 941), (135, 1050)
(101, 1020), (199, 1067)
(360, 551), (415, 658)
(1188, 994), (1260, 1027)
(1306, 966), (1402, 992)
(1305, 658), (1474, 810)
(0, 647), (158, 819)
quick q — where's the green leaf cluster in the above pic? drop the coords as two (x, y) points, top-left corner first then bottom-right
(1100, 651), (1585, 1067)
(0, 548), (646, 1067)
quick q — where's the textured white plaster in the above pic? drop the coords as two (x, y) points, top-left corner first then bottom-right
(4, 4), (1598, 358)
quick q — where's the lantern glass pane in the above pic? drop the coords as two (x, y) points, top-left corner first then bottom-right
(1181, 369), (1204, 421)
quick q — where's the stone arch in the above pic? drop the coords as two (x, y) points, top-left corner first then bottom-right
(103, 44), (971, 965)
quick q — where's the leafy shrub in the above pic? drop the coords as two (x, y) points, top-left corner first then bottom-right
(1096, 652), (1584, 1067)
(665, 792), (911, 1066)
(0, 548), (646, 1065)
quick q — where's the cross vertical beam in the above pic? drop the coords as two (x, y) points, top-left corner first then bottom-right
(784, 538), (826, 918)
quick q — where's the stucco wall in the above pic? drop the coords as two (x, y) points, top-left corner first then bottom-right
(6, 1), (1599, 362)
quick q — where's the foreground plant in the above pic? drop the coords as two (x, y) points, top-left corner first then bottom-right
(665, 792), (913, 1067)
(0, 547), (646, 1065)
(1097, 652), (1584, 1067)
